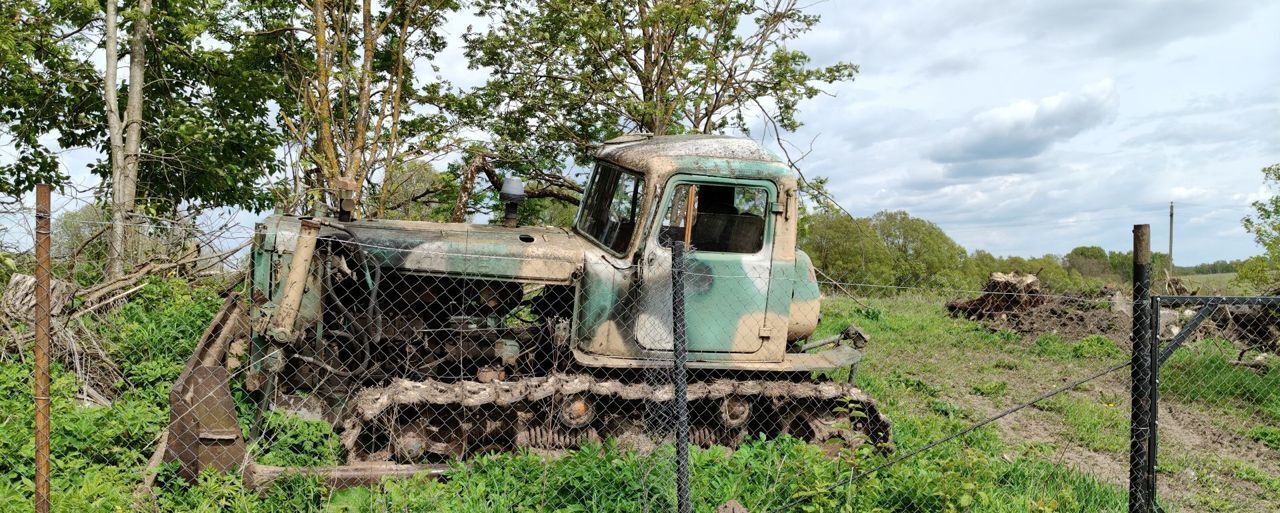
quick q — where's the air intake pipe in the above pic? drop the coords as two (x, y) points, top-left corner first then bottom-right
(268, 218), (321, 343)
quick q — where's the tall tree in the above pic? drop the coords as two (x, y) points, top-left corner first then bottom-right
(869, 210), (967, 288)
(455, 0), (857, 215)
(239, 0), (461, 217)
(1, 0), (287, 278)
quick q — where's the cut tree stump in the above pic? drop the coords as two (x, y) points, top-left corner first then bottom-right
(946, 271), (1046, 320)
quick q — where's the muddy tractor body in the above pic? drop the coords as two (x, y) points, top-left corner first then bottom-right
(243, 134), (888, 464)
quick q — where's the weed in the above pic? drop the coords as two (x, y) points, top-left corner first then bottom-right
(1246, 425), (1280, 451)
(854, 305), (883, 321)
(887, 370), (942, 397)
(929, 399), (967, 419)
(253, 412), (342, 467)
(1073, 335), (1124, 359)
(0, 284), (1140, 512)
(1030, 334), (1072, 358)
(1034, 395), (1128, 453)
(993, 359), (1020, 370)
(972, 380), (1009, 397)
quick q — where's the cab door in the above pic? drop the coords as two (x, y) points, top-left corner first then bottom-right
(635, 176), (777, 355)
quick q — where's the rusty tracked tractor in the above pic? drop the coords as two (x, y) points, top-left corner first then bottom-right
(177, 134), (890, 482)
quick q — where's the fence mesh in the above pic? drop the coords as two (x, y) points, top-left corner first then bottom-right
(2, 206), (1279, 512)
(1150, 295), (1280, 512)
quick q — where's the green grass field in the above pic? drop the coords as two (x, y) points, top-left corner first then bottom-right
(1, 280), (1277, 512)
(1178, 272), (1240, 295)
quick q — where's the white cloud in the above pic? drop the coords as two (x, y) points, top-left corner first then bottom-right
(929, 80), (1116, 165)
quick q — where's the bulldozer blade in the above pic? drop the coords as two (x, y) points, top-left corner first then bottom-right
(165, 295), (248, 482)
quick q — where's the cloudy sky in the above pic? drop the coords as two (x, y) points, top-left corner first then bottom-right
(6, 0), (1278, 265)
(765, 0), (1280, 264)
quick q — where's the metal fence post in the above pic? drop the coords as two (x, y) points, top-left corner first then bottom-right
(671, 241), (691, 513)
(1148, 292), (1160, 509)
(1129, 224), (1154, 513)
(34, 184), (52, 513)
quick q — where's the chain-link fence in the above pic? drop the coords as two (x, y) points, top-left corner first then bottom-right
(4, 203), (1279, 512)
(1146, 294), (1280, 511)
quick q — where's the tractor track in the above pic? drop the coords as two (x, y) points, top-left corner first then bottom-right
(340, 373), (892, 461)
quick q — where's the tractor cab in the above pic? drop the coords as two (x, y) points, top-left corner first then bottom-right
(569, 134), (830, 369)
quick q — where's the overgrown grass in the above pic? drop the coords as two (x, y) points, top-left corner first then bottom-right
(0, 278), (222, 512)
(1161, 339), (1280, 423)
(1030, 334), (1125, 360)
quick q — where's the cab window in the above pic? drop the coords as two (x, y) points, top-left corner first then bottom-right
(577, 162), (646, 253)
(659, 183), (767, 253)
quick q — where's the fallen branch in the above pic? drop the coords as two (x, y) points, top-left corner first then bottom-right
(78, 240), (249, 307)
(132, 431), (168, 502)
(71, 283), (146, 321)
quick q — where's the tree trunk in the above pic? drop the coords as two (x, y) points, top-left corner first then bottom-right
(350, 0), (374, 191)
(103, 0), (126, 279)
(106, 0), (150, 280)
(449, 154), (487, 223)
(311, 0), (342, 187)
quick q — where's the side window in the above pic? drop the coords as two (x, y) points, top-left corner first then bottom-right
(577, 163), (645, 253)
(659, 183), (768, 253)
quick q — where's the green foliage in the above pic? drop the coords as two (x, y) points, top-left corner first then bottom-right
(1177, 259), (1246, 276)
(0, 282), (1143, 512)
(1065, 246), (1110, 278)
(1, 0), (284, 210)
(800, 210), (1111, 293)
(1073, 335), (1125, 359)
(154, 466), (331, 513)
(1034, 395), (1128, 453)
(253, 412), (342, 468)
(800, 210), (895, 287)
(0, 0), (99, 197)
(972, 380), (1009, 397)
(460, 0), (856, 215)
(871, 211), (968, 288)
(0, 276), (225, 511)
(1029, 334), (1123, 360)
(1236, 163), (1280, 290)
(0, 360), (167, 498)
(50, 204), (110, 286)
(96, 277), (223, 389)
(1233, 255), (1280, 293)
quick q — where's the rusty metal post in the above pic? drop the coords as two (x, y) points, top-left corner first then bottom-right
(1129, 224), (1155, 513)
(671, 241), (691, 513)
(33, 184), (51, 513)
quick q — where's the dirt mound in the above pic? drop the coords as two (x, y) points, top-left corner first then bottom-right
(947, 272), (1130, 345)
(984, 299), (1130, 345)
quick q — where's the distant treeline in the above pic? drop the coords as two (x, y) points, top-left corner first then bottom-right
(799, 210), (1180, 293)
(1173, 259), (1244, 275)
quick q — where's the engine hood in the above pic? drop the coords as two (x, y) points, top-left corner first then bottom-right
(262, 216), (589, 285)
